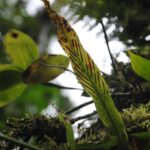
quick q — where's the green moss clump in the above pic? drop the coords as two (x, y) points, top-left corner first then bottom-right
(4, 114), (68, 149)
(122, 102), (150, 132)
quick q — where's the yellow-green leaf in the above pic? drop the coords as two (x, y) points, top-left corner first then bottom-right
(59, 114), (75, 150)
(0, 70), (22, 90)
(0, 82), (27, 107)
(0, 64), (21, 71)
(43, 1), (128, 147)
(22, 54), (70, 84)
(4, 29), (39, 70)
(0, 63), (22, 89)
(128, 51), (150, 81)
(129, 131), (150, 140)
(0, 64), (27, 107)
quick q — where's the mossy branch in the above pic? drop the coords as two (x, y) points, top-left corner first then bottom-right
(0, 132), (41, 150)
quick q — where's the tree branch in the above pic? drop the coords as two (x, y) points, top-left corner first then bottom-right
(100, 19), (117, 73)
(0, 133), (41, 150)
(70, 111), (97, 124)
(43, 82), (83, 90)
(65, 92), (132, 115)
(39, 61), (75, 75)
(65, 100), (93, 115)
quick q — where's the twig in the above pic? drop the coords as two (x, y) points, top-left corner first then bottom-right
(100, 70), (109, 76)
(43, 82), (83, 90)
(40, 60), (108, 77)
(65, 92), (132, 115)
(0, 133), (41, 150)
(70, 111), (97, 124)
(112, 92), (131, 97)
(65, 100), (93, 115)
(39, 61), (75, 75)
(100, 19), (117, 73)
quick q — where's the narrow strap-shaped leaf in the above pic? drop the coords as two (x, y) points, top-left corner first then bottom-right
(43, 0), (128, 147)
(129, 131), (150, 140)
(59, 114), (76, 150)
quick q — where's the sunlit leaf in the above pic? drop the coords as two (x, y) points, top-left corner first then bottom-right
(22, 54), (70, 83)
(59, 114), (75, 150)
(4, 29), (39, 70)
(128, 51), (150, 81)
(43, 0), (128, 147)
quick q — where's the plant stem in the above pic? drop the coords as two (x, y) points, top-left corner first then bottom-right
(65, 100), (93, 115)
(0, 133), (41, 150)
(43, 82), (83, 90)
(65, 92), (131, 115)
(39, 61), (75, 75)
(100, 19), (117, 73)
(70, 111), (97, 124)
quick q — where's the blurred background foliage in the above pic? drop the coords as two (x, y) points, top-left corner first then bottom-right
(0, 0), (150, 131)
(0, 0), (72, 130)
(66, 0), (150, 47)
(0, 84), (71, 129)
(1, 0), (150, 52)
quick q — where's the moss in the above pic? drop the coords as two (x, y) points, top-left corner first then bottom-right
(4, 114), (68, 149)
(122, 102), (150, 132)
(77, 102), (150, 147)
